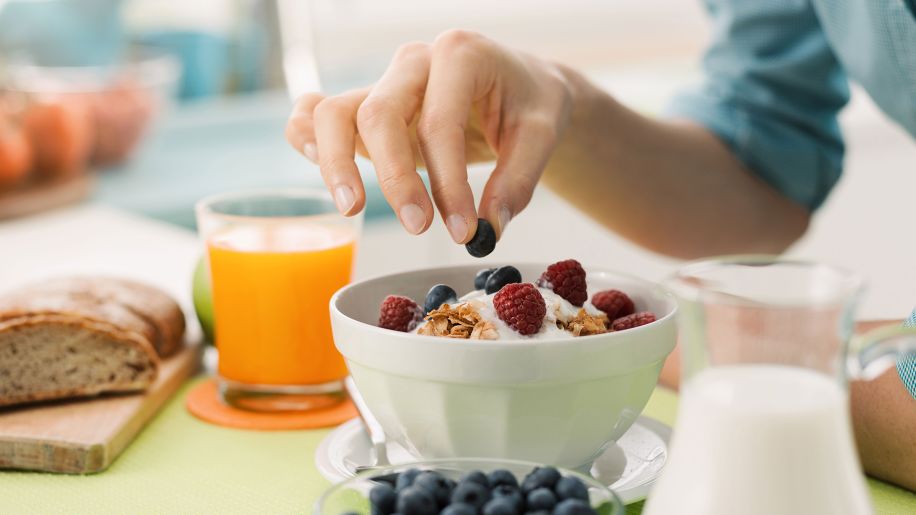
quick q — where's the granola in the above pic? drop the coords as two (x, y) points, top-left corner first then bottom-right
(557, 308), (610, 337)
(417, 302), (499, 340)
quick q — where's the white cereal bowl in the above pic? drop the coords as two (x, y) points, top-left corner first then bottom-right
(329, 263), (677, 469)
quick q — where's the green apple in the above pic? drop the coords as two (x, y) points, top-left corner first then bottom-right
(192, 255), (215, 344)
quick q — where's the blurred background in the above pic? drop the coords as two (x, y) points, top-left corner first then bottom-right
(0, 0), (913, 318)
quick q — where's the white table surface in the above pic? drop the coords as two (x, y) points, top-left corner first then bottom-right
(0, 205), (201, 316)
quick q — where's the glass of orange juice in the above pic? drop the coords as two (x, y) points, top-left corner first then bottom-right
(195, 189), (361, 412)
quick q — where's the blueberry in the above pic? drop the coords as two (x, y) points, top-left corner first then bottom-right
(552, 499), (595, 515)
(370, 483), (398, 515)
(484, 266), (522, 294)
(474, 268), (497, 290)
(526, 488), (557, 512)
(466, 219), (496, 258)
(451, 481), (491, 510)
(424, 284), (458, 314)
(521, 467), (561, 494)
(413, 471), (454, 507)
(374, 473), (400, 487)
(441, 503), (477, 515)
(395, 486), (437, 515)
(491, 484), (524, 512)
(488, 469), (519, 489)
(553, 477), (588, 502)
(483, 497), (519, 515)
(461, 470), (490, 489)
(396, 468), (422, 492)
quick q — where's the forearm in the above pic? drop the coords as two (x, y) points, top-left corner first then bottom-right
(850, 364), (916, 491)
(541, 67), (810, 259)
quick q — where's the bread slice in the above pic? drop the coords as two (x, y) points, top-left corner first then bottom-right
(0, 277), (185, 357)
(0, 314), (159, 408)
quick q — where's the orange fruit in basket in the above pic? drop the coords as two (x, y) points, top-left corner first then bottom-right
(0, 115), (33, 188)
(22, 97), (94, 178)
(89, 82), (155, 167)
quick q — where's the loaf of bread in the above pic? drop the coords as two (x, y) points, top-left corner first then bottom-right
(0, 276), (186, 407)
(0, 277), (185, 358)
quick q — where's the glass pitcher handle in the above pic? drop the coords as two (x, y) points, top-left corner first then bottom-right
(848, 325), (916, 381)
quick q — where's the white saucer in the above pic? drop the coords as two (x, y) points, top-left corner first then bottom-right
(314, 416), (671, 505)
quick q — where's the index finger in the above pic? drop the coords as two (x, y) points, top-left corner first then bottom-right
(417, 30), (498, 243)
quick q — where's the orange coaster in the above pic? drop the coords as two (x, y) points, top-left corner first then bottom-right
(185, 378), (357, 430)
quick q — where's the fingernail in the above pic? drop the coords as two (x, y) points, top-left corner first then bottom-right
(334, 185), (355, 214)
(399, 204), (426, 234)
(446, 214), (469, 243)
(303, 142), (318, 163)
(498, 205), (512, 234)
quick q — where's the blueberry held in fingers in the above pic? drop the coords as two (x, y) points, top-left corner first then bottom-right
(465, 218), (496, 258)
(424, 284), (458, 314)
(484, 266), (522, 295)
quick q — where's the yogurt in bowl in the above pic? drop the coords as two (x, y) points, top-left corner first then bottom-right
(330, 262), (677, 469)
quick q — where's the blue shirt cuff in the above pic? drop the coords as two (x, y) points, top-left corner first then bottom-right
(898, 311), (916, 399)
(665, 89), (843, 211)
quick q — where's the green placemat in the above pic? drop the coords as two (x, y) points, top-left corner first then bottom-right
(0, 379), (913, 514)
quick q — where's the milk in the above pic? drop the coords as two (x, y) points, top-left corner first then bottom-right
(644, 365), (872, 515)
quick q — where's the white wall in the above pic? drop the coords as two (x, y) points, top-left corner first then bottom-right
(286, 0), (708, 95)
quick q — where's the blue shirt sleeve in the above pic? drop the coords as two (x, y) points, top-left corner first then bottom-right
(899, 310), (916, 399)
(666, 0), (850, 210)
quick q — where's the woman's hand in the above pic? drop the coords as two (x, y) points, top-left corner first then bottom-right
(285, 29), (573, 243)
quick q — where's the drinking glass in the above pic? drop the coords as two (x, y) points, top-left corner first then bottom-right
(196, 188), (362, 412)
(645, 256), (916, 515)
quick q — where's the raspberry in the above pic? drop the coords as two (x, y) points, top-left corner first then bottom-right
(591, 289), (635, 320)
(537, 259), (587, 307)
(611, 312), (656, 331)
(378, 295), (423, 332)
(493, 283), (546, 335)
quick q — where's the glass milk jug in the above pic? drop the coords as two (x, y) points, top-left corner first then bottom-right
(645, 257), (916, 515)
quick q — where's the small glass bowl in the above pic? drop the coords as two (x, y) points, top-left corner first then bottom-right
(315, 458), (625, 515)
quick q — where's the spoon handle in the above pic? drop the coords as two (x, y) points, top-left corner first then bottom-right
(344, 376), (389, 467)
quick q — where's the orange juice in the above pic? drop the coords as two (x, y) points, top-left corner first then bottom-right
(207, 223), (355, 385)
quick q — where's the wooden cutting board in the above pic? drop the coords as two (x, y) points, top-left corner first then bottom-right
(0, 204), (206, 474)
(0, 174), (95, 221)
(0, 342), (203, 474)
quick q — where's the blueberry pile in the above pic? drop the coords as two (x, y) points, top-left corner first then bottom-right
(351, 466), (599, 515)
